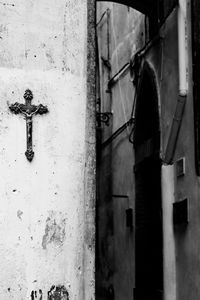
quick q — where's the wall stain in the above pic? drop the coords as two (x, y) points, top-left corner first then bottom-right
(48, 285), (69, 300)
(17, 210), (23, 220)
(0, 2), (15, 7)
(42, 212), (66, 249)
(46, 50), (55, 65)
(31, 290), (43, 300)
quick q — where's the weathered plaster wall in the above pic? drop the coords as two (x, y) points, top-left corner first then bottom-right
(98, 1), (200, 299)
(170, 2), (200, 299)
(142, 3), (200, 299)
(0, 0), (94, 299)
(96, 3), (144, 299)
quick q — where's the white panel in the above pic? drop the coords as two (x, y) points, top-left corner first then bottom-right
(0, 0), (88, 299)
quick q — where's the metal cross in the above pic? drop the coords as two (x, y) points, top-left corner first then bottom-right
(9, 89), (49, 162)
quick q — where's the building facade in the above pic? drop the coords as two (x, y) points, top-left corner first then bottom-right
(96, 0), (200, 299)
(0, 0), (199, 299)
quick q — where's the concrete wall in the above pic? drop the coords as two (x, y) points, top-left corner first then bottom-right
(96, 3), (145, 299)
(0, 0), (95, 299)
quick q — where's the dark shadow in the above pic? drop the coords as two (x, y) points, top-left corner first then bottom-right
(134, 63), (163, 300)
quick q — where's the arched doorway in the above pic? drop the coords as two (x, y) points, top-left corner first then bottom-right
(134, 63), (163, 300)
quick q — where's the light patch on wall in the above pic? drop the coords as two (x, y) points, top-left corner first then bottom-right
(42, 211), (67, 250)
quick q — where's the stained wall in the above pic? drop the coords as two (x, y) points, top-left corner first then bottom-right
(0, 0), (95, 299)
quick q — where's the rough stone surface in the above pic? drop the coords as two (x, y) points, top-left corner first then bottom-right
(82, 1), (96, 300)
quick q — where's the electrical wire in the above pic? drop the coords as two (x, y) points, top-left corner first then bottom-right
(96, 9), (110, 27)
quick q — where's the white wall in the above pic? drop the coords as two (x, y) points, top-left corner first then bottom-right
(162, 165), (176, 300)
(0, 0), (93, 299)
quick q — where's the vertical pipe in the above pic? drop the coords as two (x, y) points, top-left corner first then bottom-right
(163, 0), (188, 163)
(178, 0), (188, 96)
(162, 165), (176, 300)
(107, 8), (110, 72)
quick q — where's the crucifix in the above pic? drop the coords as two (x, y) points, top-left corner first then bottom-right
(9, 89), (49, 162)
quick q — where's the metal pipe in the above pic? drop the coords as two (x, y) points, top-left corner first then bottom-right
(162, 165), (176, 300)
(178, 0), (188, 95)
(108, 35), (162, 89)
(164, 95), (186, 164)
(164, 0), (188, 163)
(108, 63), (130, 88)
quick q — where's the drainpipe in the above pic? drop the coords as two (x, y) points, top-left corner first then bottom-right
(162, 2), (188, 299)
(178, 0), (188, 96)
(162, 165), (176, 300)
(164, 0), (188, 164)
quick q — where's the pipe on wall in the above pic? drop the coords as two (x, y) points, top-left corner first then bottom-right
(178, 0), (188, 96)
(163, 0), (188, 164)
(162, 165), (176, 300)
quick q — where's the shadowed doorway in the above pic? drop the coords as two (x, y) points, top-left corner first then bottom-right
(134, 63), (163, 300)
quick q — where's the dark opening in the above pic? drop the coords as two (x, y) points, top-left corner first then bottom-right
(134, 64), (163, 300)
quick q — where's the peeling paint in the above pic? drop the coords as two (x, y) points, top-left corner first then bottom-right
(48, 285), (69, 300)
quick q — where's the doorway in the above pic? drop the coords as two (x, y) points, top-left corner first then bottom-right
(134, 64), (163, 300)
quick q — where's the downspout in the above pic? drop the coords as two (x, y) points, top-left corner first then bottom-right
(164, 0), (188, 164)
(162, 2), (188, 300)
(162, 165), (176, 300)
(178, 0), (188, 97)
